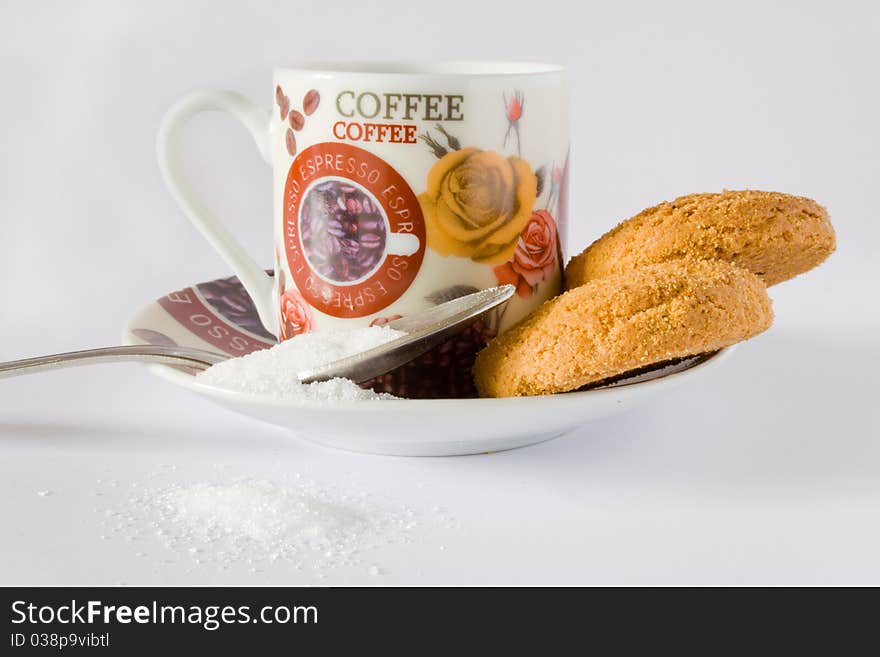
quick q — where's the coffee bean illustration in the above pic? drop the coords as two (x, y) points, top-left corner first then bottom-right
(303, 89), (320, 116)
(289, 109), (304, 131)
(299, 181), (387, 283)
(285, 128), (297, 156)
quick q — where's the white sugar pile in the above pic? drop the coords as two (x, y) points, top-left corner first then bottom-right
(196, 326), (403, 401)
(93, 470), (456, 578)
(119, 477), (420, 575)
(162, 481), (363, 545)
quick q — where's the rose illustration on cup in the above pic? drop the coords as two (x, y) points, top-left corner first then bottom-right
(418, 147), (537, 264)
(493, 209), (559, 298)
(279, 287), (313, 339)
(300, 178), (419, 285)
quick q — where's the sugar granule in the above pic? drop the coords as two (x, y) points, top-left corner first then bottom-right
(196, 326), (404, 401)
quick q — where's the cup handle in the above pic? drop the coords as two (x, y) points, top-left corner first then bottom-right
(157, 90), (276, 334)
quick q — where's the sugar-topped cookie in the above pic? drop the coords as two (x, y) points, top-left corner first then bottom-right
(474, 259), (773, 397)
(565, 190), (834, 289)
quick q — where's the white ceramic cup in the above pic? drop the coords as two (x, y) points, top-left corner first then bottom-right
(158, 61), (569, 341)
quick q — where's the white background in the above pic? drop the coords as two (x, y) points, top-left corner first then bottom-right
(1, 0), (878, 584)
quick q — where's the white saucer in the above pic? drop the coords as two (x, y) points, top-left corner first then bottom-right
(123, 274), (733, 456)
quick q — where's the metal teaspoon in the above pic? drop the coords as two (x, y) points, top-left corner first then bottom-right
(0, 285), (515, 384)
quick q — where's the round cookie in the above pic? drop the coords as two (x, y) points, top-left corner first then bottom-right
(565, 190), (834, 289)
(473, 260), (773, 397)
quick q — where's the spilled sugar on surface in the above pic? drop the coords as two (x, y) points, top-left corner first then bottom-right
(155, 480), (386, 572)
(94, 469), (438, 578)
(196, 326), (404, 401)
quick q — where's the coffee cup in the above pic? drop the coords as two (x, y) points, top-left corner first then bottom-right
(158, 61), (569, 346)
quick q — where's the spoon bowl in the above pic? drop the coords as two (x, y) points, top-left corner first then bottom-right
(297, 285), (514, 383)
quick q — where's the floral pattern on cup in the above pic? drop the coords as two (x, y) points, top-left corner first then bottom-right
(503, 89), (524, 156)
(418, 147), (537, 265)
(279, 287), (313, 340)
(493, 210), (559, 298)
(300, 180), (388, 284)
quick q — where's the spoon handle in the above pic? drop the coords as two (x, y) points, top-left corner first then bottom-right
(0, 345), (227, 379)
